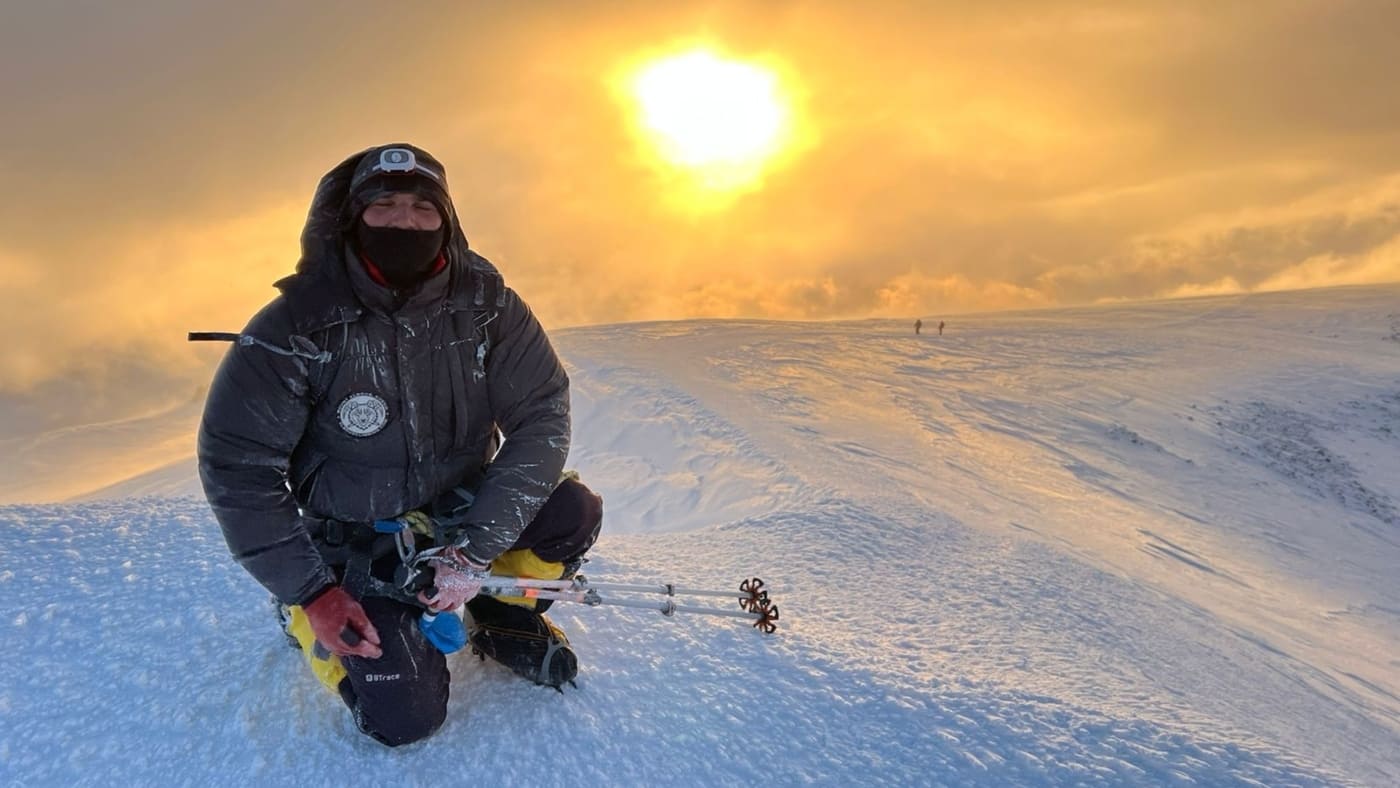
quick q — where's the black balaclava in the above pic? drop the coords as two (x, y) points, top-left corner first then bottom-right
(353, 220), (444, 289)
(342, 145), (455, 290)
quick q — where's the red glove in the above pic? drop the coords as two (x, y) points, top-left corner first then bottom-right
(304, 586), (382, 659)
(417, 547), (490, 612)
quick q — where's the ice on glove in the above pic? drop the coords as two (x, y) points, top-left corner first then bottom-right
(417, 546), (489, 612)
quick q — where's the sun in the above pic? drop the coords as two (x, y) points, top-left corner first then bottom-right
(626, 48), (795, 194)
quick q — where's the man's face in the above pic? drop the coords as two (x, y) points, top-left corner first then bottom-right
(361, 192), (443, 231)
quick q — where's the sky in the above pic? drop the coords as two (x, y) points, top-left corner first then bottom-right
(2, 1), (1399, 430)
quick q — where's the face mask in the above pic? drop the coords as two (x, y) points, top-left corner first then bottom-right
(354, 220), (445, 289)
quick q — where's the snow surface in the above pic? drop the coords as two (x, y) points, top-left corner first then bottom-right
(2, 285), (1398, 786)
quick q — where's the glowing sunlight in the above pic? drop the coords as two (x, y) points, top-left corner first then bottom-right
(627, 48), (794, 195)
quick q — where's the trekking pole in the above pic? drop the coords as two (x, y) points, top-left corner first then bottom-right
(480, 575), (780, 633)
(479, 575), (781, 599)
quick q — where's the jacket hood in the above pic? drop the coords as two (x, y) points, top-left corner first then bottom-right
(293, 143), (469, 276)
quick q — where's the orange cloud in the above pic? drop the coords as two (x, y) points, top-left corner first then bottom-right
(3, 1), (1399, 418)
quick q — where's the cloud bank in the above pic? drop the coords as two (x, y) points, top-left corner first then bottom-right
(2, 1), (1396, 425)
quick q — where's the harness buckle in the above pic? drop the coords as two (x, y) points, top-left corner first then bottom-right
(323, 520), (346, 546)
(373, 518), (420, 565)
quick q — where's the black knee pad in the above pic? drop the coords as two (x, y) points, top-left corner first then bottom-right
(356, 704), (446, 748)
(341, 597), (449, 747)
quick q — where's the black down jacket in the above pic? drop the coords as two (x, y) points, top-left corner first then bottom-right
(198, 146), (570, 605)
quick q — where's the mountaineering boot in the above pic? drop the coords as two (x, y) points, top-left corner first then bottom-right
(282, 602), (350, 693)
(272, 596), (300, 650)
(465, 595), (578, 689)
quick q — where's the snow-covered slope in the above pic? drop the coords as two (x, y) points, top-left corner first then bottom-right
(0, 392), (204, 504)
(2, 285), (1397, 786)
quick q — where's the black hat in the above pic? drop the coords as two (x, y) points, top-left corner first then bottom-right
(342, 144), (452, 227)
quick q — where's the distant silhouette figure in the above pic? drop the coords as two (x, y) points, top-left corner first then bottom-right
(938, 320), (945, 336)
(914, 319), (922, 335)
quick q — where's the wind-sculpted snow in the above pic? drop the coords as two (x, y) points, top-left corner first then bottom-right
(1212, 396), (1400, 530)
(564, 359), (809, 535)
(0, 500), (1355, 786)
(2, 285), (1399, 785)
(0, 395), (204, 504)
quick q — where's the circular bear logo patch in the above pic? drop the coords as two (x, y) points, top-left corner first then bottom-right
(337, 393), (389, 437)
